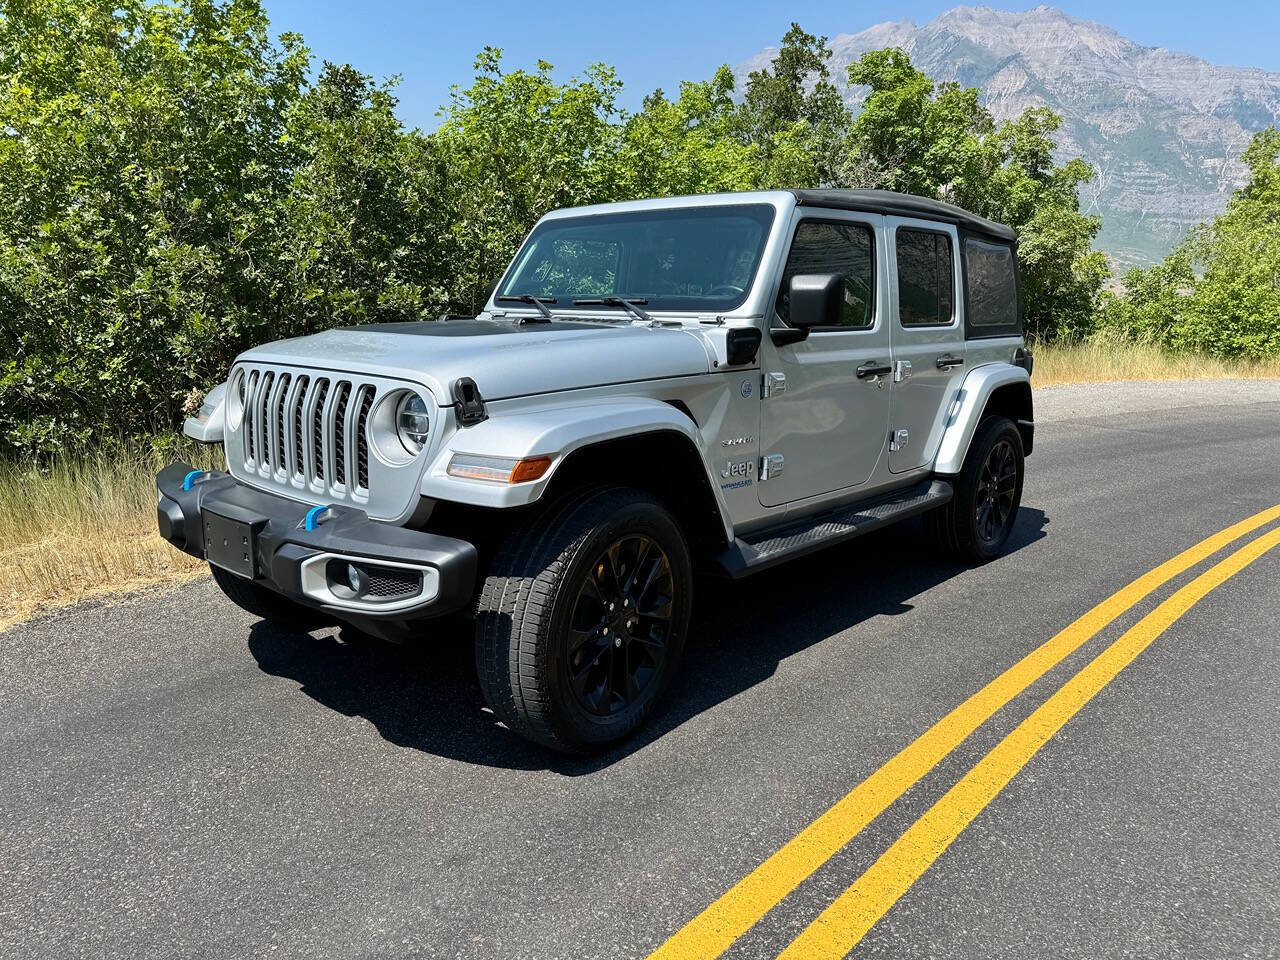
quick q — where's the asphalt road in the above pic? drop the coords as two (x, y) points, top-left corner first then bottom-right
(3, 381), (1279, 959)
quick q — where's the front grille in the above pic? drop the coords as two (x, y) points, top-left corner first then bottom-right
(311, 379), (329, 482)
(237, 365), (378, 497)
(365, 566), (422, 599)
(355, 388), (374, 490)
(291, 375), (309, 479)
(332, 382), (351, 490)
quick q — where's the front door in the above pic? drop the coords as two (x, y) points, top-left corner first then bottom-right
(886, 217), (966, 473)
(758, 212), (892, 507)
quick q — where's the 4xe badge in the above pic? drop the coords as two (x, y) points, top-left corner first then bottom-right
(740, 379), (753, 399)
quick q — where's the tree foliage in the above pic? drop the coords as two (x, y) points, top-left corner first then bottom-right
(1101, 128), (1280, 358)
(0, 2), (1114, 456)
(840, 51), (1106, 339)
(0, 0), (309, 453)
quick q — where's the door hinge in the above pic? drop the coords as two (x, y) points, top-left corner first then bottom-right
(889, 428), (909, 452)
(762, 372), (786, 398)
(760, 453), (785, 480)
(893, 360), (913, 383)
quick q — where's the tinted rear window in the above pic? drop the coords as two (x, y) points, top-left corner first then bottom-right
(964, 238), (1020, 331)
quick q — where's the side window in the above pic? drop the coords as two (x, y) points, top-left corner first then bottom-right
(964, 238), (1020, 334)
(895, 228), (954, 327)
(775, 221), (875, 329)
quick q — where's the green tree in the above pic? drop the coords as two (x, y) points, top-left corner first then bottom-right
(977, 109), (1108, 339)
(0, 0), (308, 454)
(840, 48), (990, 197)
(1101, 128), (1280, 358)
(739, 24), (849, 187)
(433, 48), (623, 312)
(280, 62), (454, 330)
(0, 7), (1121, 456)
(840, 49), (1107, 339)
(614, 67), (762, 198)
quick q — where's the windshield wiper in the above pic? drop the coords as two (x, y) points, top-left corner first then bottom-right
(495, 294), (556, 323)
(572, 296), (654, 324)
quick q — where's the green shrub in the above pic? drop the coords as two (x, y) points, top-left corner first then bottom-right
(0, 4), (1115, 458)
(1101, 129), (1280, 359)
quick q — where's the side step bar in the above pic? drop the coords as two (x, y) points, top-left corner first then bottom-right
(713, 478), (954, 578)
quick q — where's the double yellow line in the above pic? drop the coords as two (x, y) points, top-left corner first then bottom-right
(651, 503), (1280, 960)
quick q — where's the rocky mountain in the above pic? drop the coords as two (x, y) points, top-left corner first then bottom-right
(739, 5), (1280, 267)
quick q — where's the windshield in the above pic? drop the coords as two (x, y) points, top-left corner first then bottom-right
(496, 204), (775, 313)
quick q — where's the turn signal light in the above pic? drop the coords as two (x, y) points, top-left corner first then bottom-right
(447, 454), (553, 484)
(509, 456), (553, 483)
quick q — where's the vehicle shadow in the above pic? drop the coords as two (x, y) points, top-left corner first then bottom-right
(247, 508), (1048, 775)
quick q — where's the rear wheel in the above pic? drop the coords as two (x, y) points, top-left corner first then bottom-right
(209, 563), (332, 630)
(475, 487), (693, 753)
(928, 415), (1025, 563)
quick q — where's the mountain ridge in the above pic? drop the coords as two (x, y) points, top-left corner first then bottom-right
(739, 5), (1280, 266)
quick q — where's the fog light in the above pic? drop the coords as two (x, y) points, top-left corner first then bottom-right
(346, 563), (368, 595)
(326, 558), (371, 600)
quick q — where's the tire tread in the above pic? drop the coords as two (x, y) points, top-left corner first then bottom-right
(475, 487), (689, 752)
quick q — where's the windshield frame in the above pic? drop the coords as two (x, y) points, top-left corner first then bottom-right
(491, 203), (778, 317)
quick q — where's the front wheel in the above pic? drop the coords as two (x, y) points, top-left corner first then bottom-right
(927, 415), (1025, 563)
(475, 487), (693, 753)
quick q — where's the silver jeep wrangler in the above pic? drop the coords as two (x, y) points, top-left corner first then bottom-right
(158, 189), (1033, 752)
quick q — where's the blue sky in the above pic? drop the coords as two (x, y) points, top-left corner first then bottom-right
(263, 1), (1280, 130)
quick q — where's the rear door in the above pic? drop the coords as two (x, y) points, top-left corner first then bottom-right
(886, 218), (966, 474)
(757, 211), (891, 507)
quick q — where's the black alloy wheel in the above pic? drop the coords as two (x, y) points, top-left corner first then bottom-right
(565, 535), (674, 717)
(474, 486), (693, 753)
(976, 438), (1019, 546)
(925, 414), (1025, 563)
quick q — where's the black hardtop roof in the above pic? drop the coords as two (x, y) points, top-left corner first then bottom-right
(789, 189), (1016, 243)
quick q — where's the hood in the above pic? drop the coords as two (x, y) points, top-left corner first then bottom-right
(238, 319), (714, 406)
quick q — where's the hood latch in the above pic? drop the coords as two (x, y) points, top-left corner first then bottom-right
(452, 377), (488, 427)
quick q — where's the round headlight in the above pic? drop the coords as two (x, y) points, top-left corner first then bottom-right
(396, 393), (430, 455)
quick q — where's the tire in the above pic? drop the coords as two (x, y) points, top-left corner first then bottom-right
(209, 563), (332, 630)
(475, 487), (693, 754)
(927, 415), (1025, 563)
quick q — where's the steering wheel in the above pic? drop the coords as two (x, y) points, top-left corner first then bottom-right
(707, 284), (745, 297)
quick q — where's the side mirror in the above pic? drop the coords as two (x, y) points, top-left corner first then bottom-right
(771, 273), (844, 347)
(789, 273), (844, 329)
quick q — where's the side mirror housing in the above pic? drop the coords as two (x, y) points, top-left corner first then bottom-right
(771, 273), (844, 346)
(789, 273), (844, 329)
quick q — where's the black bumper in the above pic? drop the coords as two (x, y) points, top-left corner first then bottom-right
(156, 462), (477, 625)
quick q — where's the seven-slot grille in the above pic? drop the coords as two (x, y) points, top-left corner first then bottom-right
(236, 365), (377, 497)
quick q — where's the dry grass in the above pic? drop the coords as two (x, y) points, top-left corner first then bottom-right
(1032, 338), (1280, 387)
(0, 441), (220, 631)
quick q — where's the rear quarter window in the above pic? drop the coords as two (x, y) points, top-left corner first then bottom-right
(963, 238), (1021, 338)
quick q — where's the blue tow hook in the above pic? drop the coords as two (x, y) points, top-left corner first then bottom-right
(182, 470), (206, 491)
(303, 504), (334, 532)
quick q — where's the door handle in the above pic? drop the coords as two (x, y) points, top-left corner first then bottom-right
(935, 353), (964, 369)
(856, 361), (893, 380)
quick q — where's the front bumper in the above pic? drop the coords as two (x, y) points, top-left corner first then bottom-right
(156, 463), (477, 627)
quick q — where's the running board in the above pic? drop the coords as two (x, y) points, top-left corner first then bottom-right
(713, 478), (953, 578)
